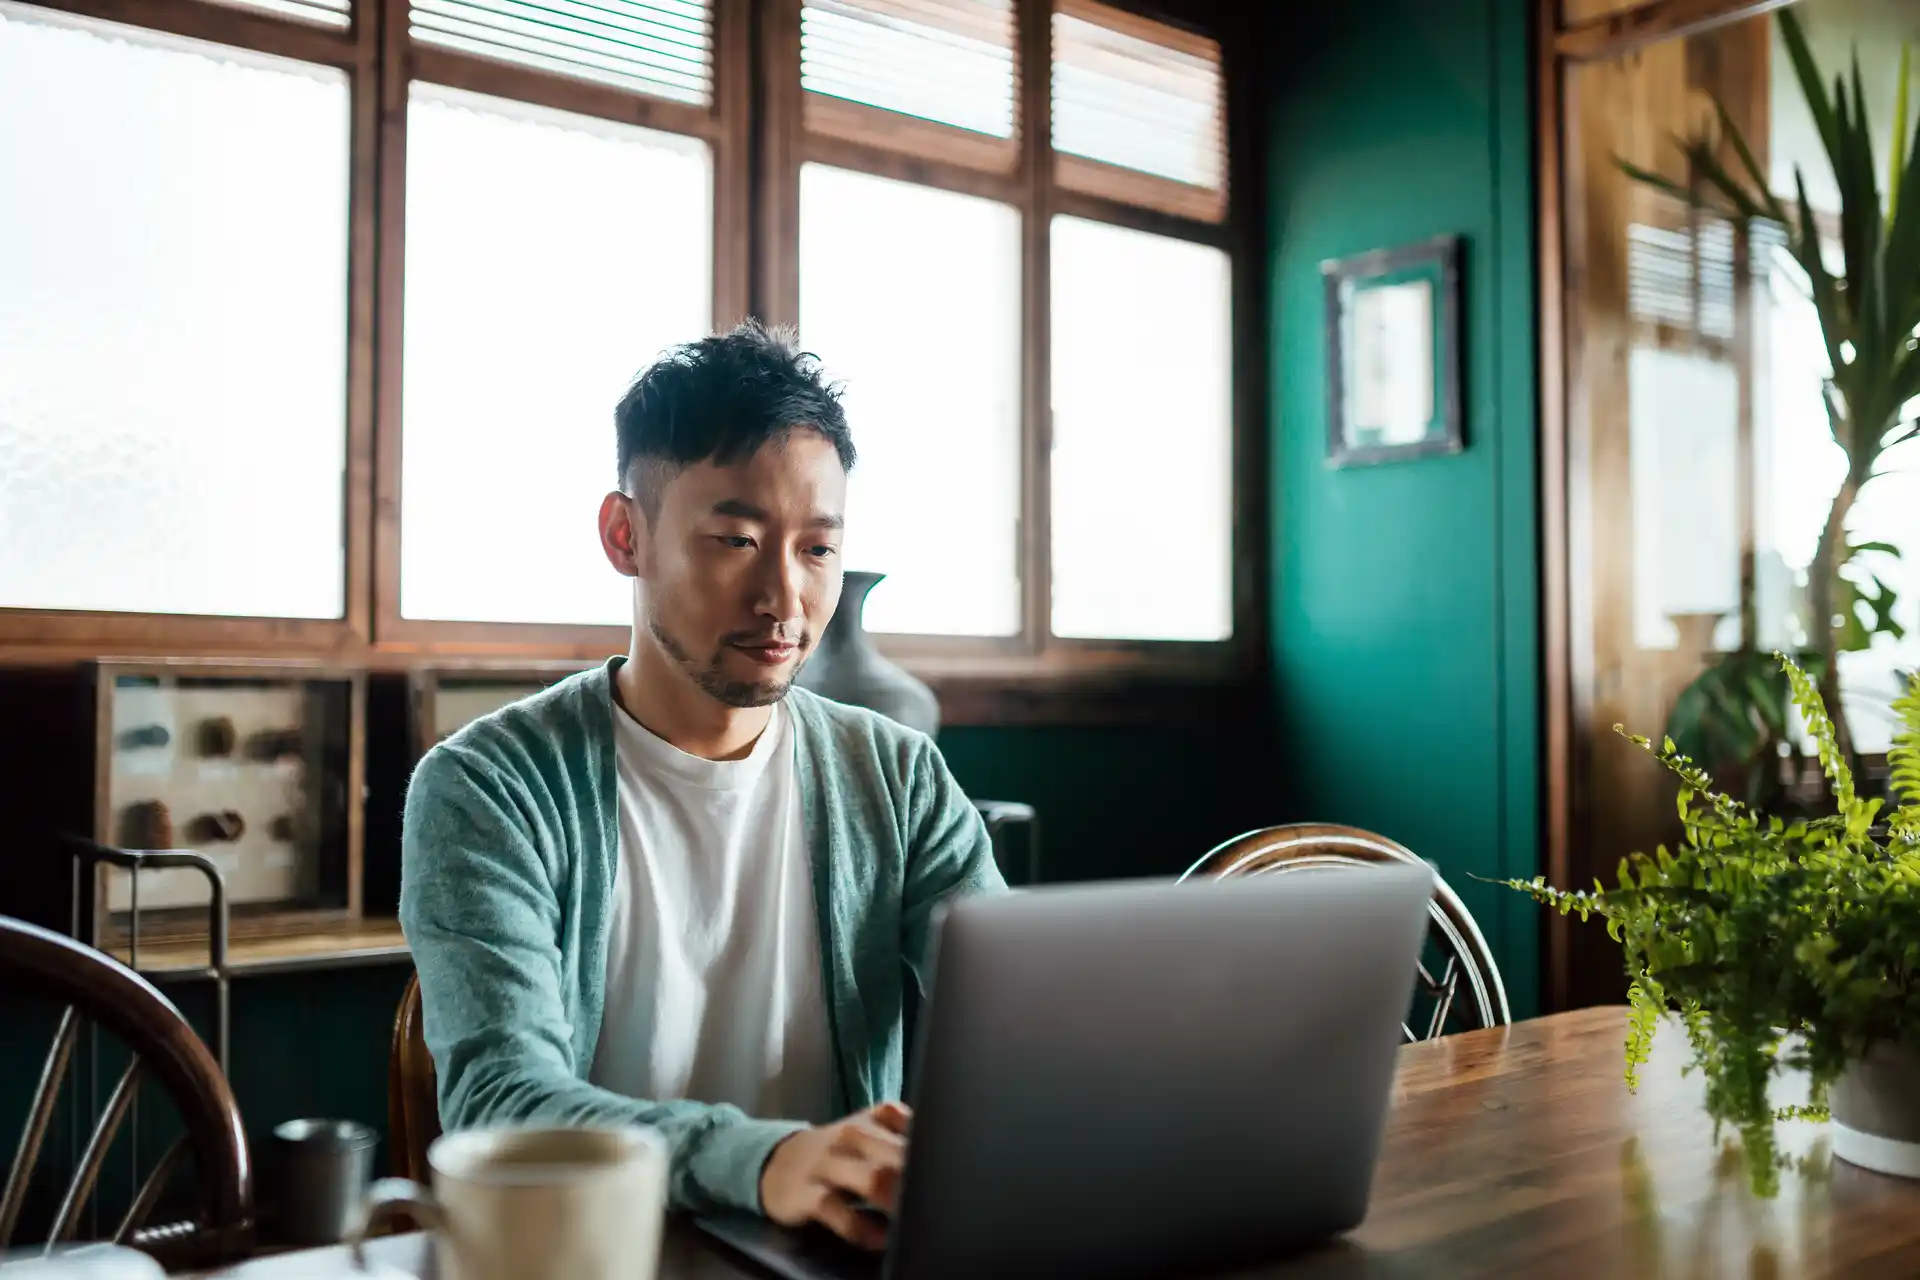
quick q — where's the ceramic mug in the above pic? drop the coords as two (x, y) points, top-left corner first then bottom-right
(349, 1125), (668, 1280)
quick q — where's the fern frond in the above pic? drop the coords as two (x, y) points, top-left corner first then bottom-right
(1614, 725), (1748, 825)
(1494, 876), (1611, 922)
(1779, 653), (1857, 811)
(1891, 670), (1920, 841)
(1625, 975), (1667, 1092)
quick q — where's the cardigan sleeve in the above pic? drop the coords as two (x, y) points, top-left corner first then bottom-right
(399, 744), (805, 1214)
(899, 734), (1008, 992)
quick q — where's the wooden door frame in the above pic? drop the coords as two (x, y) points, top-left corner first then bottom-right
(1536, 0), (1793, 1011)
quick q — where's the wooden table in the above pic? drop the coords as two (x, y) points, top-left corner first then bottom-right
(187, 1007), (1920, 1278)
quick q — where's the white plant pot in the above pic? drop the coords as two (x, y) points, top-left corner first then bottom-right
(1832, 1042), (1920, 1178)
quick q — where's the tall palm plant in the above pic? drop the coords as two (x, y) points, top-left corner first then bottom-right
(1626, 9), (1920, 783)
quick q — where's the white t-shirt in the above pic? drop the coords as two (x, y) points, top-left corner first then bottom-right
(589, 699), (835, 1123)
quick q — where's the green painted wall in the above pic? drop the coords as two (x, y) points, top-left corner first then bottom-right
(1264, 0), (1543, 1017)
(941, 723), (1272, 885)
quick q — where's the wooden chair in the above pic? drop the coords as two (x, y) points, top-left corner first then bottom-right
(1181, 824), (1512, 1041)
(0, 915), (251, 1269)
(388, 971), (439, 1182)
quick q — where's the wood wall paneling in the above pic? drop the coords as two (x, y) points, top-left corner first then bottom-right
(1542, 0), (1783, 1008)
(1537, 0), (1573, 1011)
(1557, 0), (1795, 60)
(1561, 0), (1648, 23)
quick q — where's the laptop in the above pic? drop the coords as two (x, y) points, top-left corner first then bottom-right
(696, 865), (1433, 1280)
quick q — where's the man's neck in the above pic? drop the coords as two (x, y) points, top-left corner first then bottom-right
(616, 637), (772, 762)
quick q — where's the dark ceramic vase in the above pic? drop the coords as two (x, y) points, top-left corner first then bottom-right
(798, 571), (940, 736)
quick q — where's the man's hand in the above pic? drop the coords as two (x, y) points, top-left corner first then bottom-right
(759, 1102), (911, 1251)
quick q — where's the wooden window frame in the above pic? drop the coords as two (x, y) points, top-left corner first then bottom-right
(0, 0), (378, 662)
(760, 0), (1264, 692)
(0, 0), (1265, 722)
(369, 0), (754, 659)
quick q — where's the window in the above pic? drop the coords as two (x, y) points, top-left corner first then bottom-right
(1, 0), (1240, 693)
(1050, 215), (1231, 641)
(788, 0), (1236, 653)
(399, 86), (713, 626)
(386, 0), (730, 634)
(0, 3), (350, 619)
(798, 165), (1023, 637)
(1761, 254), (1920, 754)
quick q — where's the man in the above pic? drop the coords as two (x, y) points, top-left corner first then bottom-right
(399, 321), (1005, 1251)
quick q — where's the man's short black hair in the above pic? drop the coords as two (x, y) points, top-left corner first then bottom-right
(614, 320), (854, 519)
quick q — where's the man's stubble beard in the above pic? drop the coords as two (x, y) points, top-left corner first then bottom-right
(646, 608), (812, 709)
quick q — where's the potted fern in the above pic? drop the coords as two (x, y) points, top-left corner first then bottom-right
(1505, 655), (1920, 1197)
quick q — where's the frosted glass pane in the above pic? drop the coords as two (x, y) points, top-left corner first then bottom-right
(798, 164), (1022, 637)
(1627, 348), (1742, 651)
(1050, 216), (1231, 641)
(400, 85), (712, 625)
(0, 5), (350, 618)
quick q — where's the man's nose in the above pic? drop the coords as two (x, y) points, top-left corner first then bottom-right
(755, 549), (805, 626)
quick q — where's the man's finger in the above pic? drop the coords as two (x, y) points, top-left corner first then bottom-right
(816, 1150), (901, 1214)
(832, 1119), (906, 1166)
(810, 1190), (890, 1252)
(868, 1102), (912, 1135)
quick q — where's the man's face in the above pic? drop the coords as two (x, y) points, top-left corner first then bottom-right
(608, 431), (847, 708)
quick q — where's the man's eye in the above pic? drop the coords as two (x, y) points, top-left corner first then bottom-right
(807, 546), (838, 559)
(718, 535), (754, 549)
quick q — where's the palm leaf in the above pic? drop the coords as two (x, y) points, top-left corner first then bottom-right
(1717, 96), (1788, 226)
(1886, 348), (1920, 434)
(1885, 53), (1920, 340)
(1843, 55), (1885, 392)
(1794, 166), (1848, 401)
(1892, 43), (1912, 226)
(1680, 137), (1771, 224)
(1615, 157), (1698, 204)
(1780, 10), (1843, 168)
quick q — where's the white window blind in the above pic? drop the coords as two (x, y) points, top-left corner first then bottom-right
(801, 0), (1017, 149)
(410, 0), (711, 106)
(211, 0), (350, 28)
(1627, 220), (1738, 341)
(1051, 0), (1224, 219)
(1625, 202), (1785, 343)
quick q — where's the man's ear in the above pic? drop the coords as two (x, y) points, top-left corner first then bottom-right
(598, 490), (647, 580)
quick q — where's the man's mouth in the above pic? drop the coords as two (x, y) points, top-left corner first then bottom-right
(730, 639), (801, 667)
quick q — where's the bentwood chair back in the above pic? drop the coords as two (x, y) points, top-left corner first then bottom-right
(1182, 824), (1511, 1040)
